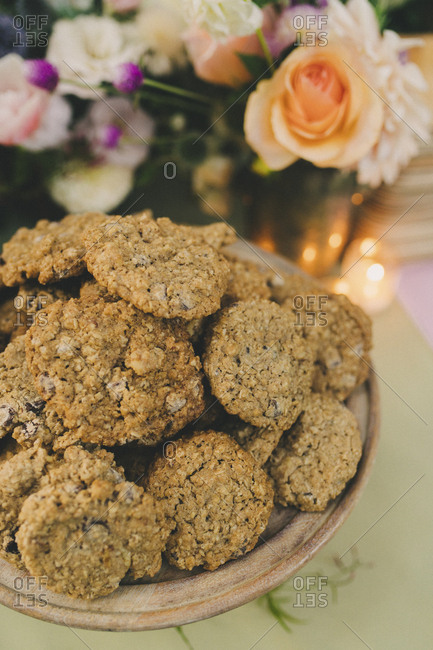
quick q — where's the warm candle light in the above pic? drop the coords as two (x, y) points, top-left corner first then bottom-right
(328, 232), (343, 248)
(351, 192), (364, 206)
(302, 245), (317, 262)
(337, 239), (399, 314)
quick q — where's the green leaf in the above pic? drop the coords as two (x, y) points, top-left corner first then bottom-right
(252, 0), (276, 7)
(237, 53), (268, 79)
(175, 626), (194, 650)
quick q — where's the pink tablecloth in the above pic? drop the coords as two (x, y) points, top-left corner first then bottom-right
(397, 260), (433, 349)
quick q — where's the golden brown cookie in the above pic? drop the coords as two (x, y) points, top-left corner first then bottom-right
(0, 337), (62, 447)
(267, 394), (362, 511)
(82, 213), (231, 320)
(12, 281), (80, 338)
(0, 212), (108, 286)
(156, 218), (236, 250)
(309, 294), (372, 400)
(223, 415), (284, 466)
(17, 477), (167, 599)
(26, 297), (205, 446)
(222, 256), (272, 305)
(146, 430), (274, 571)
(0, 445), (51, 567)
(0, 291), (17, 351)
(203, 300), (314, 430)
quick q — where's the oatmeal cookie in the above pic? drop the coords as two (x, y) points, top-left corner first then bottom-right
(276, 279), (372, 400)
(47, 445), (125, 487)
(309, 294), (372, 400)
(17, 477), (168, 599)
(0, 292), (18, 350)
(223, 416), (284, 466)
(13, 280), (80, 337)
(269, 271), (321, 305)
(0, 337), (61, 447)
(203, 300), (314, 430)
(156, 218), (236, 250)
(0, 212), (108, 286)
(0, 446), (51, 567)
(222, 256), (272, 305)
(267, 394), (362, 511)
(82, 213), (231, 320)
(26, 297), (205, 446)
(146, 430), (274, 571)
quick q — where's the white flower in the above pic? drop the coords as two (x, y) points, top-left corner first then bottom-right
(50, 163), (134, 213)
(327, 0), (430, 186)
(135, 0), (187, 76)
(22, 95), (71, 151)
(182, 0), (263, 41)
(47, 16), (141, 99)
(77, 97), (154, 168)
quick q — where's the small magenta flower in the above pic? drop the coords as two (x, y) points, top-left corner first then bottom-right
(24, 59), (59, 92)
(101, 124), (123, 149)
(112, 62), (143, 93)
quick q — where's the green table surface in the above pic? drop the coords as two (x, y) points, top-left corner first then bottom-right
(1, 299), (432, 649)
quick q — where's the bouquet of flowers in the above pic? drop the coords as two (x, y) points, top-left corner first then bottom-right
(0, 0), (430, 216)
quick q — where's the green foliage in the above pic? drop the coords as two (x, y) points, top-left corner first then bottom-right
(237, 53), (269, 79)
(175, 626), (194, 650)
(260, 548), (372, 634)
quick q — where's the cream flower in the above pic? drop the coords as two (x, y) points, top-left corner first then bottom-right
(47, 16), (141, 99)
(182, 0), (263, 41)
(50, 163), (134, 213)
(135, 1), (187, 76)
(327, 0), (430, 186)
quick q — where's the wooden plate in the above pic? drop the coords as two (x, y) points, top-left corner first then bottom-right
(0, 242), (380, 631)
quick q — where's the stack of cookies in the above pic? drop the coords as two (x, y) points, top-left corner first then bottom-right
(0, 211), (372, 599)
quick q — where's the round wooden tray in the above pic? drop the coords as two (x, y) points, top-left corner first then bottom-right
(0, 242), (380, 631)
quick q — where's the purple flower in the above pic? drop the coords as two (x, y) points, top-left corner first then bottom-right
(112, 62), (143, 93)
(24, 59), (59, 92)
(102, 124), (123, 149)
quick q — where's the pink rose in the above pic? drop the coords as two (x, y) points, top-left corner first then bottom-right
(104, 0), (140, 13)
(184, 8), (276, 88)
(184, 27), (263, 87)
(0, 54), (50, 146)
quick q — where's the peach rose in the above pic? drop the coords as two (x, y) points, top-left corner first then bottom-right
(0, 54), (50, 146)
(244, 44), (385, 169)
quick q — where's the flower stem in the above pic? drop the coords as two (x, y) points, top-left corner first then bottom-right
(143, 79), (212, 104)
(256, 27), (274, 71)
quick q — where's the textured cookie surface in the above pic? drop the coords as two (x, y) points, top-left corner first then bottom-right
(203, 300), (314, 429)
(82, 213), (230, 320)
(0, 292), (17, 351)
(276, 279), (372, 400)
(1, 212), (108, 285)
(223, 415), (284, 466)
(26, 297), (205, 445)
(0, 446), (50, 567)
(17, 478), (167, 599)
(222, 256), (272, 305)
(267, 394), (362, 511)
(146, 430), (274, 571)
(0, 337), (63, 447)
(306, 294), (372, 400)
